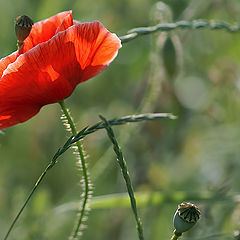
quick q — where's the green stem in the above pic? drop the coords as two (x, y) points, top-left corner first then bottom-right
(120, 20), (240, 43)
(3, 163), (53, 240)
(3, 112), (173, 240)
(170, 230), (182, 240)
(100, 115), (144, 240)
(59, 100), (91, 239)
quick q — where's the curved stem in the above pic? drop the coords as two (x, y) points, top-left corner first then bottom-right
(59, 100), (91, 239)
(3, 163), (53, 240)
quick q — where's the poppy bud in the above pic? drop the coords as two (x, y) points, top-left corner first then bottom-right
(173, 202), (201, 234)
(15, 15), (33, 48)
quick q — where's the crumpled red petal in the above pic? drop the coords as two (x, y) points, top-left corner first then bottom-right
(20, 11), (73, 54)
(0, 20), (121, 129)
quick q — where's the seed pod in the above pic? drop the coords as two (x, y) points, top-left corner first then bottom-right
(15, 15), (33, 48)
(173, 202), (201, 234)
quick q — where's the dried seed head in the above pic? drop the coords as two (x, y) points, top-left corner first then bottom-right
(15, 15), (33, 48)
(173, 202), (201, 234)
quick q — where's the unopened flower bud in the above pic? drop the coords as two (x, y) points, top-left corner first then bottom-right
(173, 202), (201, 234)
(15, 15), (33, 48)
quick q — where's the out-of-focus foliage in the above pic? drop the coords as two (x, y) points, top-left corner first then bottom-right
(1, 0), (240, 239)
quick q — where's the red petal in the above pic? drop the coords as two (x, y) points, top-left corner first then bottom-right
(73, 20), (81, 25)
(0, 51), (18, 78)
(55, 12), (73, 33)
(0, 104), (40, 130)
(20, 11), (73, 54)
(0, 21), (121, 129)
(69, 21), (122, 81)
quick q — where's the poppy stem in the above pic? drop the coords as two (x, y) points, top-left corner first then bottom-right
(170, 230), (182, 240)
(59, 100), (91, 239)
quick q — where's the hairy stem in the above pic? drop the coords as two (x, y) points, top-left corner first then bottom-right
(59, 100), (91, 239)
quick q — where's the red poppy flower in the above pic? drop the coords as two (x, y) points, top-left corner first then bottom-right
(0, 11), (121, 129)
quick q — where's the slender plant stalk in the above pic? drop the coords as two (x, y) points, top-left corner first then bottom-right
(3, 163), (53, 240)
(3, 112), (173, 240)
(120, 19), (240, 43)
(100, 115), (144, 240)
(51, 113), (175, 166)
(59, 100), (91, 239)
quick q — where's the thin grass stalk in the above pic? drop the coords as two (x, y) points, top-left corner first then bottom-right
(51, 113), (175, 171)
(120, 20), (240, 43)
(99, 115), (144, 240)
(3, 163), (53, 240)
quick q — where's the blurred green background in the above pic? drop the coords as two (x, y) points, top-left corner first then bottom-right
(1, 0), (240, 239)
